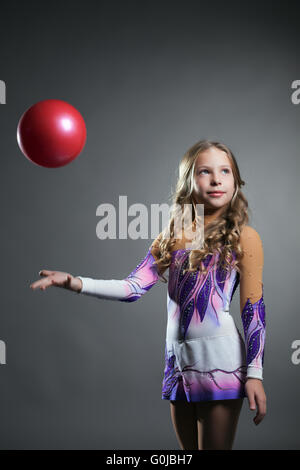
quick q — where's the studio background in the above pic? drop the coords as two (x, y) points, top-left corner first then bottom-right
(0, 0), (299, 449)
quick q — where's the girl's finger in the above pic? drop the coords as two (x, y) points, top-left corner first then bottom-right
(41, 279), (55, 290)
(31, 277), (50, 289)
(30, 280), (43, 289)
(39, 270), (53, 276)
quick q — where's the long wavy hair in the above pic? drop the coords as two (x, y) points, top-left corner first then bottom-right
(152, 139), (250, 283)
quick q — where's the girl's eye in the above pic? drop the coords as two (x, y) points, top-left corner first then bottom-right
(197, 168), (230, 175)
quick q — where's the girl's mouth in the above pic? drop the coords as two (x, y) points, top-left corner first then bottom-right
(207, 192), (225, 197)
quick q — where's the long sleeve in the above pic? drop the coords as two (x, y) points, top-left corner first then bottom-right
(76, 244), (161, 302)
(239, 226), (266, 381)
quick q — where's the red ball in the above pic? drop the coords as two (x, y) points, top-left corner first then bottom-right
(17, 99), (87, 168)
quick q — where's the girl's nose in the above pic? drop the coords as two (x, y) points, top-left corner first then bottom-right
(211, 177), (222, 185)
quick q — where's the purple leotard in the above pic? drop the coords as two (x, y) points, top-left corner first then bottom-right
(77, 244), (266, 402)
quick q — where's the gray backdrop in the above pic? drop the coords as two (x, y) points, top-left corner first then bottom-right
(0, 0), (299, 450)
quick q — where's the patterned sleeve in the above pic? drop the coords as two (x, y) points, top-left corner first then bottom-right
(75, 239), (162, 302)
(239, 226), (266, 381)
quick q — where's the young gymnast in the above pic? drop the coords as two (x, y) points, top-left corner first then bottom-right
(30, 139), (266, 450)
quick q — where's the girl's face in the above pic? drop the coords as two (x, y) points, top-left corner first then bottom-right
(193, 147), (235, 210)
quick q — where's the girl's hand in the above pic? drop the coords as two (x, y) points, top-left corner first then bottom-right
(245, 378), (267, 425)
(30, 270), (83, 293)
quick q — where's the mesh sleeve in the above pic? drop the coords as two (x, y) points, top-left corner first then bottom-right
(239, 226), (266, 381)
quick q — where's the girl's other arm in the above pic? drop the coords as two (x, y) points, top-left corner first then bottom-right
(239, 225), (266, 380)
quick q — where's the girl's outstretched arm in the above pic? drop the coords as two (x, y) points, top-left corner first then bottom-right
(75, 234), (165, 302)
(30, 235), (165, 299)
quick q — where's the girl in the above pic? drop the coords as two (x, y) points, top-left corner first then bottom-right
(30, 139), (267, 450)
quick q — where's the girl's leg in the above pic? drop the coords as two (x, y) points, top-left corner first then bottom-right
(169, 400), (198, 450)
(196, 398), (244, 450)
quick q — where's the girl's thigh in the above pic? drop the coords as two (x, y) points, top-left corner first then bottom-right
(196, 398), (244, 450)
(169, 400), (198, 450)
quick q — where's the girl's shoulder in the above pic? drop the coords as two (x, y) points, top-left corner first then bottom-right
(240, 225), (263, 246)
(238, 225), (264, 266)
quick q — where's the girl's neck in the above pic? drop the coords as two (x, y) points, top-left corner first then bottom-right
(179, 207), (226, 247)
(203, 207), (225, 226)
(204, 212), (218, 226)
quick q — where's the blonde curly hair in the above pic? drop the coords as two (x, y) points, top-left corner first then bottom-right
(151, 139), (250, 283)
